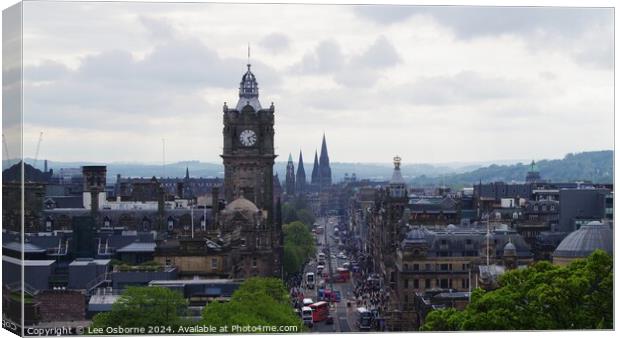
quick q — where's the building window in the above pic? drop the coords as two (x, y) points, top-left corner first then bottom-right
(241, 237), (246, 246)
(404, 263), (409, 270)
(425, 264), (431, 271)
(256, 237), (260, 248)
(165, 258), (172, 266)
(211, 258), (218, 271)
(440, 279), (449, 288)
(252, 257), (257, 268)
(413, 279), (419, 289)
(413, 264), (419, 271)
(425, 279), (431, 288)
(440, 264), (449, 271)
(404, 279), (409, 288)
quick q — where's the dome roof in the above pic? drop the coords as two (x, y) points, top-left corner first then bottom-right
(553, 221), (612, 258)
(224, 196), (259, 214)
(404, 227), (433, 243)
(503, 240), (516, 256)
(236, 64), (262, 111)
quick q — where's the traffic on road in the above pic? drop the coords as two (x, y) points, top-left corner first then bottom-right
(288, 215), (387, 332)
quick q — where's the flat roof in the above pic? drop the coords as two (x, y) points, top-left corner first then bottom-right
(149, 279), (242, 286)
(3, 256), (55, 266)
(69, 259), (111, 266)
(3, 242), (46, 253)
(116, 242), (156, 253)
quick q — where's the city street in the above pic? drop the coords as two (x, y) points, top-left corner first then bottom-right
(301, 216), (358, 333)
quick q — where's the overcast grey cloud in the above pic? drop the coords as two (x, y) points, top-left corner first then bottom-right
(259, 33), (291, 53)
(292, 36), (401, 88)
(15, 2), (614, 164)
(397, 71), (532, 106)
(353, 6), (611, 38)
(294, 40), (344, 74)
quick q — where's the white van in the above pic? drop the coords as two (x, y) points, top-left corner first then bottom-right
(306, 272), (315, 289)
(303, 298), (314, 307)
(301, 306), (313, 326)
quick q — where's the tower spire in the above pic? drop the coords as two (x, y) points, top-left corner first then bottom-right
(319, 133), (332, 187)
(311, 149), (320, 185)
(296, 150), (306, 194)
(285, 153), (295, 196)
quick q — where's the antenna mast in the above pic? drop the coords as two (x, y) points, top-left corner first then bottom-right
(33, 131), (44, 169)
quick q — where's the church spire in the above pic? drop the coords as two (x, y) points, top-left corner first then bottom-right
(296, 150), (306, 194)
(185, 166), (190, 180)
(311, 149), (320, 185)
(285, 153), (295, 195)
(319, 133), (332, 187)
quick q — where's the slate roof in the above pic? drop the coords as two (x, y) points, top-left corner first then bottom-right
(116, 242), (156, 253)
(401, 225), (532, 258)
(553, 221), (613, 258)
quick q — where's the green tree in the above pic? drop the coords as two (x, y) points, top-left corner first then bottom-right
(282, 221), (316, 275)
(201, 277), (303, 331)
(296, 209), (316, 228)
(282, 196), (316, 226)
(422, 250), (613, 331)
(283, 242), (304, 277)
(91, 286), (189, 329)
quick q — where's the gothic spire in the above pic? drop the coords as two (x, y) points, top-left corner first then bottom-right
(296, 150), (306, 194)
(285, 153), (295, 195)
(311, 149), (320, 185)
(185, 166), (190, 180)
(319, 133), (332, 187)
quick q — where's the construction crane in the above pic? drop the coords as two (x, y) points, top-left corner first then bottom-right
(33, 131), (43, 169)
(2, 133), (11, 167)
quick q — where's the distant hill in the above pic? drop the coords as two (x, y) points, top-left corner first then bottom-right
(410, 150), (613, 187)
(5, 150), (611, 186)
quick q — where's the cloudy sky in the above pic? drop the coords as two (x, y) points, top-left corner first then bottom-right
(16, 2), (614, 165)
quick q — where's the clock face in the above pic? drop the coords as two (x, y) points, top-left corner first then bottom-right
(239, 129), (257, 147)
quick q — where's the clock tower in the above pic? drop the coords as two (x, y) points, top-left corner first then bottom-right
(221, 63), (276, 222)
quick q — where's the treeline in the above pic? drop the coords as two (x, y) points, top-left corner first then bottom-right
(91, 278), (304, 333)
(281, 196), (317, 277)
(411, 150), (613, 187)
(422, 250), (613, 331)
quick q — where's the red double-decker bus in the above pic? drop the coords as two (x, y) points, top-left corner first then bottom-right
(310, 301), (329, 322)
